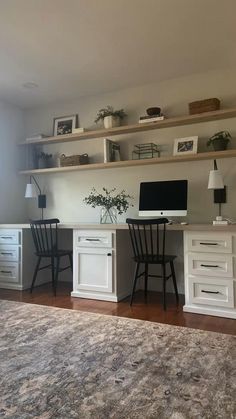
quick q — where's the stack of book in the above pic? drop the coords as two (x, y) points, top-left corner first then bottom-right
(138, 115), (165, 124)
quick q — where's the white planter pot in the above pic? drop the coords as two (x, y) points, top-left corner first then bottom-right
(103, 115), (120, 129)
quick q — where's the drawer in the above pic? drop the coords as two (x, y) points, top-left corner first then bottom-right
(74, 230), (113, 248)
(185, 232), (232, 253)
(0, 229), (20, 245)
(0, 245), (20, 262)
(0, 262), (20, 285)
(189, 276), (234, 308)
(187, 253), (233, 277)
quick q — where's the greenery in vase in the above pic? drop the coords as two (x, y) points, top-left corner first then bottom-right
(94, 106), (127, 124)
(37, 151), (52, 160)
(83, 187), (133, 214)
(207, 130), (231, 147)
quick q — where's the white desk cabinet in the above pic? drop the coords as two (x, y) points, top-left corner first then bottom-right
(0, 228), (48, 290)
(184, 231), (236, 319)
(72, 229), (133, 302)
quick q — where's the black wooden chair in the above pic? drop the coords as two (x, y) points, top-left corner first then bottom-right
(30, 218), (73, 296)
(126, 218), (179, 310)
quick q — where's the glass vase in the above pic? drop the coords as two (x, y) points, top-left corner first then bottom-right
(100, 207), (117, 224)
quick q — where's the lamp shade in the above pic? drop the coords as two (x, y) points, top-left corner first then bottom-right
(25, 183), (37, 198)
(208, 170), (224, 189)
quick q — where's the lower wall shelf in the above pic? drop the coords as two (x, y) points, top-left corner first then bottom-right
(19, 149), (236, 175)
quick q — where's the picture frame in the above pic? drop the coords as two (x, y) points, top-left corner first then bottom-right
(173, 136), (198, 156)
(53, 114), (78, 136)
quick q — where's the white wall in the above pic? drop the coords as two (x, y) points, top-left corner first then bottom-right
(0, 101), (26, 223)
(24, 67), (236, 224)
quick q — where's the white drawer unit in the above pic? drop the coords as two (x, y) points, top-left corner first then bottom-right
(0, 228), (39, 291)
(0, 245), (20, 262)
(0, 262), (20, 285)
(74, 230), (113, 248)
(0, 229), (20, 245)
(189, 276), (234, 308)
(184, 231), (236, 319)
(187, 253), (233, 278)
(186, 232), (232, 253)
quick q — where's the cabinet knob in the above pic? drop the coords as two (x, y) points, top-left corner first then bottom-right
(107, 253), (112, 256)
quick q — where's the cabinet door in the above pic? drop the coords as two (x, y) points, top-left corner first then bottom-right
(74, 247), (113, 293)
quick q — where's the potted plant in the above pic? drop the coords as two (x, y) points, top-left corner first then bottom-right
(207, 131), (231, 151)
(37, 151), (53, 169)
(95, 105), (127, 129)
(84, 187), (133, 223)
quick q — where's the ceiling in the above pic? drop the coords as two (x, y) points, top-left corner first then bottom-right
(0, 0), (236, 109)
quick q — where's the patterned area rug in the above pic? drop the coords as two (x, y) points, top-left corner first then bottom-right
(0, 300), (235, 419)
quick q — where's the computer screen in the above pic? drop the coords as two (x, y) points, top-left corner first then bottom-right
(139, 180), (188, 217)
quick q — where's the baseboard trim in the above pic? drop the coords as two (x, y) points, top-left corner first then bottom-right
(183, 304), (236, 319)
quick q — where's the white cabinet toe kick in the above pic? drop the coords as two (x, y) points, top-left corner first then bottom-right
(184, 231), (236, 319)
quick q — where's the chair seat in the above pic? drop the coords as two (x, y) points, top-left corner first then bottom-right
(36, 249), (73, 257)
(132, 254), (177, 264)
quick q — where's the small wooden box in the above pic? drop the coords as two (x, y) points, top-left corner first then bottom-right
(60, 153), (89, 167)
(188, 98), (220, 115)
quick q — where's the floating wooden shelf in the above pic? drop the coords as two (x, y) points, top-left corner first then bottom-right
(19, 108), (236, 146)
(19, 149), (236, 175)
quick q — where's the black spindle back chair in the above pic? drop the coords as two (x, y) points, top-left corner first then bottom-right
(126, 218), (179, 310)
(30, 219), (73, 295)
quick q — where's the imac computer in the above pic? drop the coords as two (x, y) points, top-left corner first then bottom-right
(139, 180), (188, 217)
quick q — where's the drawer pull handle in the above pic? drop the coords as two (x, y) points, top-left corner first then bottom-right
(200, 264), (219, 268)
(1, 237), (13, 240)
(107, 253), (112, 256)
(0, 270), (12, 274)
(201, 289), (220, 294)
(85, 238), (101, 242)
(199, 242), (218, 246)
(1, 252), (13, 255)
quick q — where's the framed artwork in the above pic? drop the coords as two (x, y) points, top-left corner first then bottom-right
(173, 136), (198, 156)
(53, 114), (78, 136)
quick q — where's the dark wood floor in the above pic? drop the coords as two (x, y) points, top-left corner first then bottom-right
(0, 282), (235, 335)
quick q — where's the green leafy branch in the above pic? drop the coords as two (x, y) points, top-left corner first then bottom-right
(84, 187), (133, 215)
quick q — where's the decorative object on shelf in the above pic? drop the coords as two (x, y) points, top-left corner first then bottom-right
(104, 139), (121, 162)
(173, 136), (198, 156)
(132, 143), (160, 159)
(60, 153), (89, 167)
(95, 106), (127, 129)
(139, 107), (164, 124)
(208, 160), (227, 225)
(26, 133), (47, 142)
(25, 175), (46, 219)
(207, 130), (231, 151)
(146, 107), (161, 116)
(72, 127), (85, 134)
(53, 114), (78, 136)
(188, 98), (220, 115)
(37, 152), (53, 169)
(84, 187), (133, 224)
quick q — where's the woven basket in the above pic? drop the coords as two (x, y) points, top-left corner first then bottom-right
(60, 153), (89, 167)
(188, 98), (220, 115)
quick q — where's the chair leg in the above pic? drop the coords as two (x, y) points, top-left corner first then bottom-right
(130, 262), (140, 306)
(144, 263), (148, 299)
(161, 263), (167, 311)
(30, 257), (41, 293)
(69, 253), (73, 273)
(170, 261), (179, 304)
(51, 256), (55, 293)
(54, 257), (60, 296)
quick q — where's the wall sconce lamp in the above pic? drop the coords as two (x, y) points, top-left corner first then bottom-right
(208, 160), (227, 224)
(25, 175), (46, 219)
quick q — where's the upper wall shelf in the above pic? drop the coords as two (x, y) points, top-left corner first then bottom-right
(19, 107), (236, 146)
(19, 149), (236, 175)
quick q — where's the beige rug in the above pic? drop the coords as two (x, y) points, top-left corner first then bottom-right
(0, 300), (235, 419)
